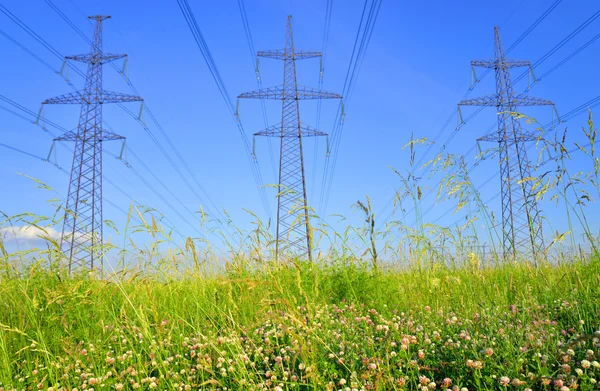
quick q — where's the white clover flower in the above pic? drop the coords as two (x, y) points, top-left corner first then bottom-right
(581, 360), (591, 369)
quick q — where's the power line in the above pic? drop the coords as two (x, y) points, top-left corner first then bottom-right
(323, 0), (383, 214)
(0, 27), (57, 74)
(175, 0), (272, 220)
(115, 103), (230, 227)
(44, 0), (89, 43)
(505, 0), (563, 53)
(310, 0), (334, 201)
(236, 0), (277, 182)
(0, 141), (51, 163)
(513, 9), (600, 85)
(101, 120), (221, 227)
(0, 4), (70, 64)
(318, 0), (383, 215)
(536, 33), (600, 82)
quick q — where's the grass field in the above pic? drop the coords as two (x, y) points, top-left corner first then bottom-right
(0, 257), (599, 391)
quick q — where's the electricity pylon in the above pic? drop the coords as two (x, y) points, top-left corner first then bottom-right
(458, 26), (556, 260)
(238, 16), (342, 261)
(42, 15), (142, 272)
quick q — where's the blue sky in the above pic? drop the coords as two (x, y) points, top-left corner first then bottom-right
(1, 0), (599, 254)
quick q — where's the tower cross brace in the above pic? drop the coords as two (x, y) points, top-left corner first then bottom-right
(42, 15), (142, 272)
(458, 26), (555, 260)
(238, 16), (342, 261)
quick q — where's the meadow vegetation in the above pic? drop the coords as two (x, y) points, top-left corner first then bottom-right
(0, 257), (599, 391)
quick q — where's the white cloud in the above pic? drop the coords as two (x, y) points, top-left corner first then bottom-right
(0, 225), (61, 242)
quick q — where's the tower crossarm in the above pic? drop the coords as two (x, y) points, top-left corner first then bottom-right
(471, 59), (531, 68)
(43, 90), (143, 105)
(238, 85), (341, 100)
(512, 94), (554, 107)
(478, 128), (542, 143)
(254, 122), (328, 138)
(458, 95), (498, 107)
(99, 91), (144, 104)
(258, 49), (321, 60)
(66, 53), (127, 64)
(55, 129), (125, 142)
(458, 94), (554, 108)
(297, 122), (328, 137)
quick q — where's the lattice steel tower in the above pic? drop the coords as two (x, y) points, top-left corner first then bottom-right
(42, 15), (142, 271)
(238, 16), (341, 261)
(458, 26), (555, 259)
